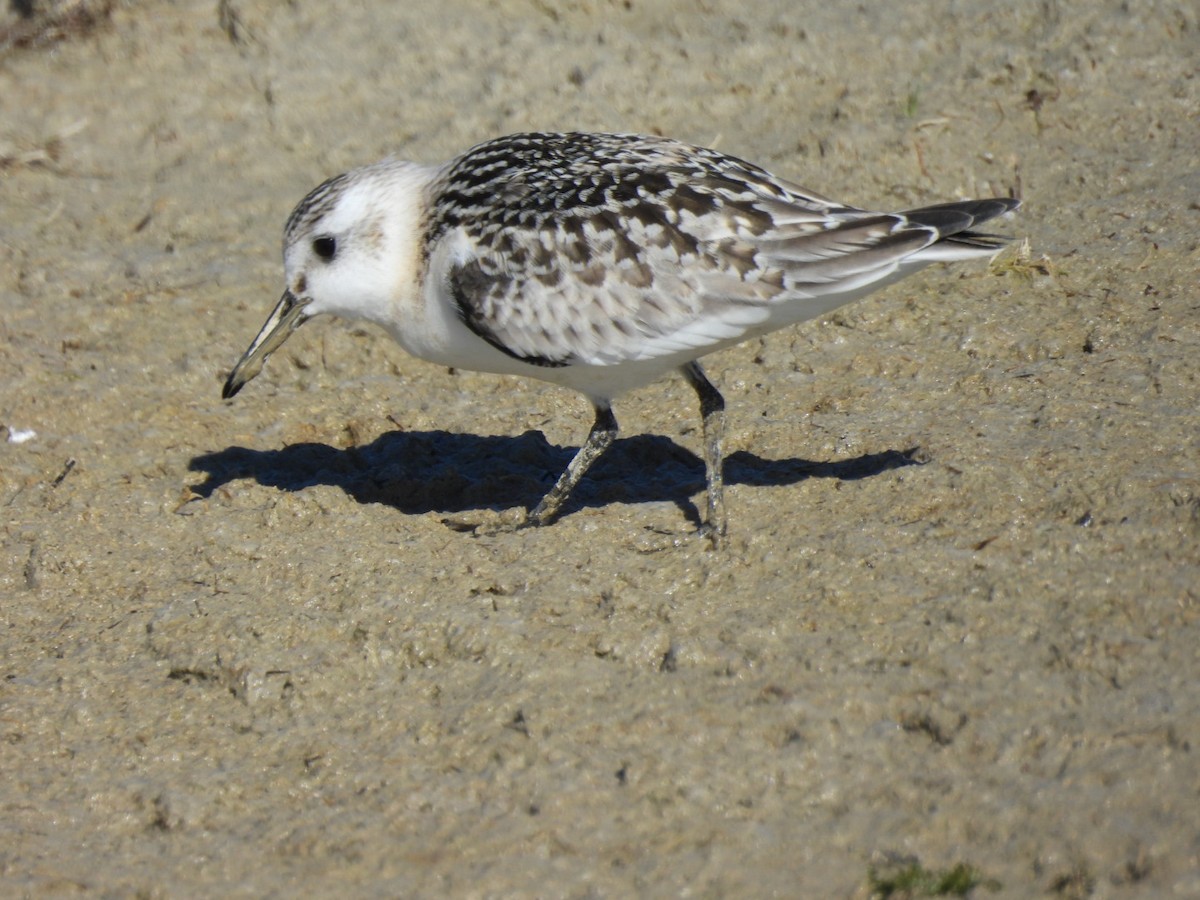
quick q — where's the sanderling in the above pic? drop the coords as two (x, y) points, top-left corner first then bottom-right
(223, 132), (1018, 542)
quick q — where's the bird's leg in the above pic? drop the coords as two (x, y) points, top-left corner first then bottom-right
(527, 403), (618, 526)
(681, 361), (727, 543)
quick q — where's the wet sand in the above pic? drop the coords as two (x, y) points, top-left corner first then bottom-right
(2, 1), (1197, 895)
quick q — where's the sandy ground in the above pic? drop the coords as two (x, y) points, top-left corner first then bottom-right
(1, 1), (1197, 896)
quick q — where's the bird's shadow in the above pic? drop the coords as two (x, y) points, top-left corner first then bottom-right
(189, 428), (922, 527)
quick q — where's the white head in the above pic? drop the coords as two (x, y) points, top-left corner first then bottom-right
(223, 159), (435, 398)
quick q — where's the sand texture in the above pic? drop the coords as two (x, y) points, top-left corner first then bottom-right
(2, 1), (1197, 895)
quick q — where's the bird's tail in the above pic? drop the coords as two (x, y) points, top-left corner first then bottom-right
(904, 197), (1021, 261)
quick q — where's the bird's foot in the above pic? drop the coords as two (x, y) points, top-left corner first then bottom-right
(696, 520), (727, 550)
(633, 519), (726, 553)
(440, 507), (531, 536)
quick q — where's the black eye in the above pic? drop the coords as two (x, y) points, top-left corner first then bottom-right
(312, 235), (337, 261)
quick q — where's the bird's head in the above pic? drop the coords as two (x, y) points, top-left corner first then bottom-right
(222, 159), (434, 399)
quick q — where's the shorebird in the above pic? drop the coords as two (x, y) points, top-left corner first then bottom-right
(223, 132), (1018, 542)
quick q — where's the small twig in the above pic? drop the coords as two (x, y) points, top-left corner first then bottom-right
(51, 457), (76, 487)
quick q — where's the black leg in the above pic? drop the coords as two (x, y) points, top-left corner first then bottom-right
(681, 361), (727, 543)
(528, 403), (618, 526)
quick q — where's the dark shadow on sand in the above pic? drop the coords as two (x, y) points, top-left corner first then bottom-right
(189, 429), (922, 526)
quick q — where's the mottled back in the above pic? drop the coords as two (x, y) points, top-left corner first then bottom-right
(423, 133), (871, 367)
